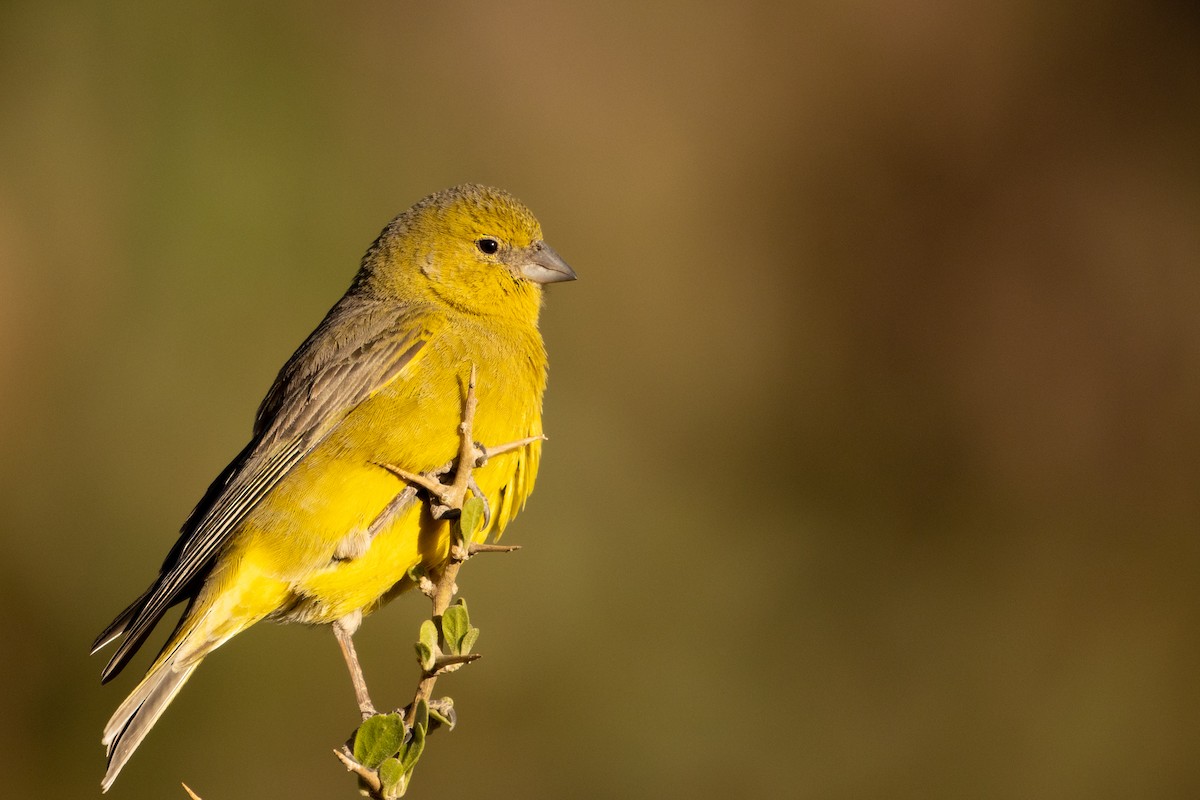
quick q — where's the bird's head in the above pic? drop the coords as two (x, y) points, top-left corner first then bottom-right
(359, 184), (575, 324)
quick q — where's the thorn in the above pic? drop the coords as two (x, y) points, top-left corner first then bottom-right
(467, 543), (522, 555)
(431, 652), (481, 672)
(182, 783), (203, 800)
(484, 434), (546, 459)
(333, 747), (356, 770)
(375, 462), (452, 505)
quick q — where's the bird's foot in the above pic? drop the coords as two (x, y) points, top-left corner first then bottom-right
(376, 364), (543, 535)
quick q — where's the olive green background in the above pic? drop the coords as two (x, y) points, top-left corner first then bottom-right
(2, 2), (1198, 798)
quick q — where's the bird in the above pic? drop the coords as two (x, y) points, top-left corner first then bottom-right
(91, 183), (575, 791)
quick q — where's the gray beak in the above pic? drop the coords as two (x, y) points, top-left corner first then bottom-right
(520, 242), (577, 284)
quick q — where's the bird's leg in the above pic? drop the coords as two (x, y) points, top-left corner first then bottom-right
(332, 611), (376, 719)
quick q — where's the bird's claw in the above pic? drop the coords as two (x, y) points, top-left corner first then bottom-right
(377, 364), (536, 543)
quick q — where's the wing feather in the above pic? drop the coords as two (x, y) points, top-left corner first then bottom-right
(97, 294), (440, 681)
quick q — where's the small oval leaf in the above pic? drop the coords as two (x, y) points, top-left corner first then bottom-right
(378, 757), (405, 797)
(353, 713), (407, 769)
(441, 606), (469, 653)
(460, 497), (485, 541)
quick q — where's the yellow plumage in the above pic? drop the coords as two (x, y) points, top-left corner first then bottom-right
(92, 184), (574, 790)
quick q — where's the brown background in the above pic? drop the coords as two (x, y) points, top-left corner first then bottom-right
(2, 2), (1198, 798)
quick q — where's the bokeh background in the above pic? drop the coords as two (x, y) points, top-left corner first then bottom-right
(2, 2), (1198, 798)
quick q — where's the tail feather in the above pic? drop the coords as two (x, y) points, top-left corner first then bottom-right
(92, 584), (154, 656)
(96, 559), (270, 789)
(99, 601), (218, 792)
(96, 585), (193, 685)
(101, 652), (200, 793)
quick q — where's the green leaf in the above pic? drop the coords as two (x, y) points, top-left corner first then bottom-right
(441, 604), (470, 653)
(416, 619), (439, 670)
(378, 757), (405, 798)
(401, 715), (427, 771)
(415, 642), (435, 672)
(412, 697), (429, 733)
(461, 626), (479, 654)
(353, 714), (407, 769)
(460, 497), (485, 541)
(418, 619), (438, 651)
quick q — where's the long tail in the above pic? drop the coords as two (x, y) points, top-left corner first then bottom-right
(95, 555), (279, 789)
(100, 647), (202, 792)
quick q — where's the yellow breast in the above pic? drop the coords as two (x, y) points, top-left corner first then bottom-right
(214, 317), (546, 626)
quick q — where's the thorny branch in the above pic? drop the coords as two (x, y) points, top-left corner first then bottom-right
(334, 365), (538, 798)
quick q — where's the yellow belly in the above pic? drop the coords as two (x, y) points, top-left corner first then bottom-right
(194, 333), (543, 629)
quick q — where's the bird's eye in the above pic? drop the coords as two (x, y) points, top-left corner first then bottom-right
(476, 237), (500, 255)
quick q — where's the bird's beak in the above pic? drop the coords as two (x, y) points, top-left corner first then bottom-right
(521, 242), (577, 284)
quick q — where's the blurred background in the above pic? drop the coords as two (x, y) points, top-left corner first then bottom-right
(2, 1), (1198, 798)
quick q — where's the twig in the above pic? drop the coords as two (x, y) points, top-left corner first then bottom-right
(335, 363), (537, 798)
(335, 747), (383, 794)
(406, 559), (464, 727)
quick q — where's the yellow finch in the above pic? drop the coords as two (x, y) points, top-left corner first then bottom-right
(92, 184), (575, 790)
